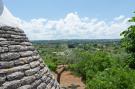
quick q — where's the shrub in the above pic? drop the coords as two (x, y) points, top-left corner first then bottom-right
(87, 67), (135, 89)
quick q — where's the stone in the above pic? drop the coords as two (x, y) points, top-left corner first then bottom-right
(0, 77), (6, 85)
(37, 83), (47, 89)
(2, 80), (22, 89)
(40, 63), (45, 68)
(29, 61), (40, 68)
(32, 55), (40, 61)
(20, 42), (32, 46)
(0, 38), (6, 41)
(25, 67), (40, 76)
(0, 41), (9, 46)
(17, 85), (32, 89)
(0, 61), (14, 69)
(34, 73), (42, 79)
(31, 79), (42, 88)
(20, 76), (36, 85)
(0, 47), (8, 53)
(8, 45), (27, 52)
(27, 46), (35, 51)
(0, 52), (20, 61)
(19, 51), (33, 57)
(0, 26), (60, 89)
(7, 72), (24, 81)
(0, 64), (30, 74)
(14, 57), (31, 65)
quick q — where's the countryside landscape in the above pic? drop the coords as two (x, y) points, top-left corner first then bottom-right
(32, 37), (135, 89)
(0, 0), (135, 89)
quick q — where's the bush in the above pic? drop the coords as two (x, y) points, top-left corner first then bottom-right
(69, 51), (113, 81)
(87, 67), (135, 89)
(69, 50), (135, 89)
(85, 51), (112, 79)
(47, 62), (57, 72)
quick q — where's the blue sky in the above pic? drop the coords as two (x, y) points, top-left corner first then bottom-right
(2, 0), (135, 40)
(4, 0), (135, 20)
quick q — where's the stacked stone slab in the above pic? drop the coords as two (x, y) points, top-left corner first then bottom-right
(0, 26), (60, 89)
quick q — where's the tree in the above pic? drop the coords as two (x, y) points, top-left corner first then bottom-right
(56, 65), (67, 84)
(121, 12), (135, 68)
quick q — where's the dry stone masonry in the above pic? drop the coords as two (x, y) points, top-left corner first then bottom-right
(0, 26), (60, 89)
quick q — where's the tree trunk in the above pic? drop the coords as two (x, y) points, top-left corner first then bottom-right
(56, 65), (66, 84)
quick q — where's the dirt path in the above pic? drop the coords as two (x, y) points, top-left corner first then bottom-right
(60, 71), (85, 89)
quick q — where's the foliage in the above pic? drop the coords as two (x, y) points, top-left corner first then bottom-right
(121, 13), (135, 68)
(33, 39), (134, 89)
(88, 67), (135, 89)
(69, 51), (112, 80)
(68, 43), (132, 89)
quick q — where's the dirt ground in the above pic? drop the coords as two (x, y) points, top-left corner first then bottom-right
(60, 71), (85, 89)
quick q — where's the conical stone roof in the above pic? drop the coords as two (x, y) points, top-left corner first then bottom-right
(0, 26), (60, 89)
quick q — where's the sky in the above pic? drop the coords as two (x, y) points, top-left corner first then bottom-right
(2, 0), (135, 40)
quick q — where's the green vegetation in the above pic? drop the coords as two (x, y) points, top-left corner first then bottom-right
(121, 12), (135, 69)
(32, 13), (135, 89)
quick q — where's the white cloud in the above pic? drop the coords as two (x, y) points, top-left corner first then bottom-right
(0, 8), (130, 40)
(19, 13), (130, 40)
(114, 15), (125, 21)
(0, 0), (131, 40)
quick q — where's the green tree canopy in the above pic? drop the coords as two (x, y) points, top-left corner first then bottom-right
(121, 12), (135, 68)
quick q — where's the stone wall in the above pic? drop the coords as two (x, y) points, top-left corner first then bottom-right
(0, 26), (60, 89)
